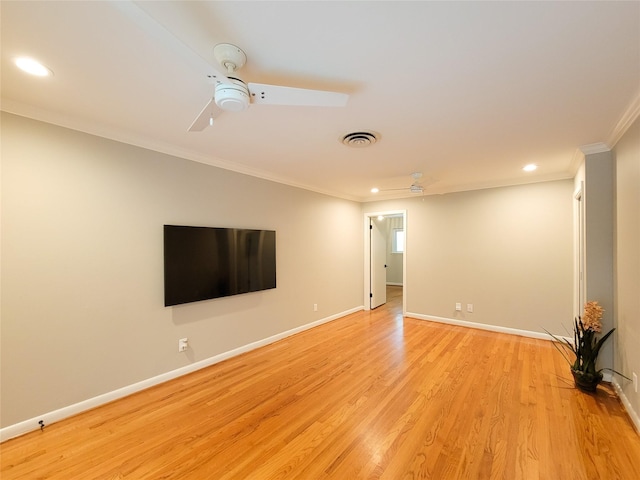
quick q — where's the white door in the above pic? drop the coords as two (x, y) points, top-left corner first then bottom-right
(370, 218), (387, 309)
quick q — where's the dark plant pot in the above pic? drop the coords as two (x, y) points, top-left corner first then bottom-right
(571, 368), (603, 392)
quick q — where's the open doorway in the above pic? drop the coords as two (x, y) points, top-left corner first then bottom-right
(364, 210), (407, 314)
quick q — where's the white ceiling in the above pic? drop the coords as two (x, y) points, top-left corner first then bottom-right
(2, 1), (639, 202)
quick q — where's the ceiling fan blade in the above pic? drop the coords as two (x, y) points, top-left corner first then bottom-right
(248, 83), (348, 107)
(111, 0), (232, 84)
(188, 98), (224, 132)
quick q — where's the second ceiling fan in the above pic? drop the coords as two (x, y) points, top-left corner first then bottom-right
(375, 173), (436, 195)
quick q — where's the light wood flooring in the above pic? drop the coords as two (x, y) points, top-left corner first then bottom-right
(2, 286), (639, 479)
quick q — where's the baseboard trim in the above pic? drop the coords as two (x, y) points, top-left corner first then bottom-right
(408, 312), (640, 435)
(611, 378), (640, 435)
(0, 305), (364, 442)
(405, 312), (565, 341)
(6, 307), (634, 442)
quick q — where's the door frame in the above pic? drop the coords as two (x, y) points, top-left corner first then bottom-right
(369, 216), (387, 309)
(574, 182), (585, 318)
(363, 209), (407, 314)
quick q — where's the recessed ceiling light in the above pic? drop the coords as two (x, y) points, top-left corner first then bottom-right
(377, 216), (384, 221)
(523, 164), (538, 172)
(371, 187), (379, 193)
(15, 57), (53, 77)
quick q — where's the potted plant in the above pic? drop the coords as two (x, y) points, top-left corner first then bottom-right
(546, 301), (627, 392)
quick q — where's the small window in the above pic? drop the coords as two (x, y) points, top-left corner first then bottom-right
(392, 228), (404, 253)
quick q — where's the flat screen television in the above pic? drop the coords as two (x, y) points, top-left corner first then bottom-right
(164, 225), (276, 306)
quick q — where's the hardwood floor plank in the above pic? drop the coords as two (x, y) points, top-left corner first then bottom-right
(2, 286), (639, 479)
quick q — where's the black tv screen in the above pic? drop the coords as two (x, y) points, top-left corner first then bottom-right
(164, 225), (276, 306)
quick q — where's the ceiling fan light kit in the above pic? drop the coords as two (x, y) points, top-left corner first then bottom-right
(215, 78), (250, 112)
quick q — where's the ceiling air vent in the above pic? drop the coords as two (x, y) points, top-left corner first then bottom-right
(341, 131), (379, 147)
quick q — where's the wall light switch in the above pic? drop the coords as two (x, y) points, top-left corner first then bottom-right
(467, 303), (474, 313)
(455, 303), (462, 311)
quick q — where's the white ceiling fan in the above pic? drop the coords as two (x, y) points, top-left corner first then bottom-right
(374, 173), (436, 195)
(189, 43), (349, 132)
(110, 1), (349, 132)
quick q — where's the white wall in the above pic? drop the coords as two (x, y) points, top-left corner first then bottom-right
(0, 113), (364, 428)
(613, 115), (640, 424)
(364, 180), (574, 336)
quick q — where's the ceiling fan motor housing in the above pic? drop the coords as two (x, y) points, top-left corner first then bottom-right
(215, 78), (249, 112)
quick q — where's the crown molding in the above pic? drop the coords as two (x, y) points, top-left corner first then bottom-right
(568, 147), (585, 176)
(607, 88), (640, 148)
(568, 90), (640, 175)
(579, 142), (611, 155)
(0, 102), (362, 203)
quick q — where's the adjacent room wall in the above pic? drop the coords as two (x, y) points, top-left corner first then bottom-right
(385, 216), (404, 285)
(364, 180), (574, 337)
(613, 115), (640, 424)
(0, 112), (364, 428)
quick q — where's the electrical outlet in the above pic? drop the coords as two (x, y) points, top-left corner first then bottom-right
(178, 338), (188, 352)
(313, 304), (318, 312)
(467, 303), (474, 313)
(633, 372), (638, 393)
(455, 303), (462, 311)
